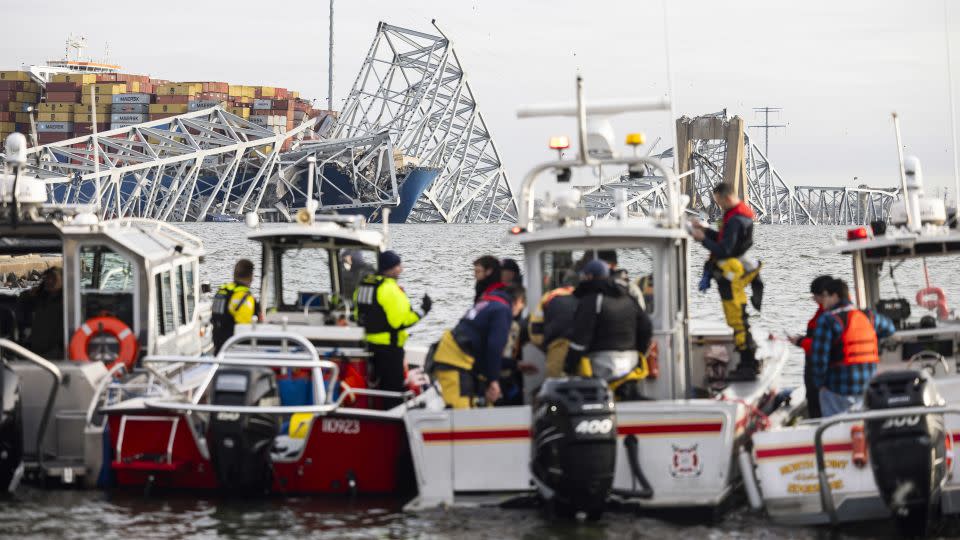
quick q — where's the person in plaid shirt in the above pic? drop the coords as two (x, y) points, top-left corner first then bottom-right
(811, 278), (896, 416)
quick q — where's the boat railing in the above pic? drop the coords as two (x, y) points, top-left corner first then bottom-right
(84, 362), (128, 429)
(138, 382), (414, 418)
(810, 405), (960, 525)
(0, 339), (62, 470)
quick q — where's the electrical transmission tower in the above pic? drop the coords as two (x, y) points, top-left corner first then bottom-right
(749, 107), (786, 158)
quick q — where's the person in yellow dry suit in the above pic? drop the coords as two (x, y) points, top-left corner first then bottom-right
(689, 182), (763, 381)
(428, 284), (526, 409)
(354, 250), (431, 408)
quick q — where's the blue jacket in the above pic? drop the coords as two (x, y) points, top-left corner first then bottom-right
(811, 300), (896, 395)
(451, 290), (514, 382)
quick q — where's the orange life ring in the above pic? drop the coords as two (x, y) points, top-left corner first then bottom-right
(68, 316), (139, 371)
(916, 287), (949, 320)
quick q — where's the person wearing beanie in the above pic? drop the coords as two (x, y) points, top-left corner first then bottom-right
(354, 249), (431, 408)
(500, 258), (523, 286)
(564, 258), (653, 400)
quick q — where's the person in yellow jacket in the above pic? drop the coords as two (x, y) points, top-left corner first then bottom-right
(212, 259), (259, 354)
(354, 250), (431, 408)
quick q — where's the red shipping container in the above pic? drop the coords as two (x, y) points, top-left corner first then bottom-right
(46, 82), (82, 92)
(275, 88), (288, 99)
(0, 91), (17, 101)
(0, 112), (12, 121)
(46, 91), (81, 102)
(38, 133), (71, 144)
(0, 81), (24, 91)
(148, 113), (178, 120)
(96, 73), (119, 82)
(73, 122), (110, 135)
(156, 95), (191, 104)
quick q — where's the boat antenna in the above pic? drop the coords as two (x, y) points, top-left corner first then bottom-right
(944, 0), (960, 208)
(892, 112), (914, 231)
(576, 76), (589, 164)
(660, 0), (679, 173)
(328, 0), (334, 112)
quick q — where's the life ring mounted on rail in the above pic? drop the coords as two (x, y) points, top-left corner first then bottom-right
(68, 316), (139, 371)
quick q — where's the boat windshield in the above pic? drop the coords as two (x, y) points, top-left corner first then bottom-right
(267, 245), (378, 311)
(539, 247), (655, 313)
(874, 254), (960, 328)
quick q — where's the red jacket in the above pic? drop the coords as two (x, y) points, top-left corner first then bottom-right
(799, 306), (824, 355)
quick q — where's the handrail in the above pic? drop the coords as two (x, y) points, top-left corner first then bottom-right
(813, 405), (960, 525)
(0, 339), (62, 470)
(135, 384), (411, 416)
(144, 354), (346, 368)
(84, 362), (128, 428)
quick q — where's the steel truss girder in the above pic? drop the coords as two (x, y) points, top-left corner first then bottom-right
(792, 185), (898, 225)
(335, 21), (518, 223)
(23, 107), (314, 221)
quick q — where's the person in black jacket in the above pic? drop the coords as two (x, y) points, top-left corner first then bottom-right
(564, 260), (652, 391)
(690, 182), (762, 381)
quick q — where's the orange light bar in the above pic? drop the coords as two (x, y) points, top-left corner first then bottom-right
(548, 136), (570, 150)
(510, 226), (524, 235)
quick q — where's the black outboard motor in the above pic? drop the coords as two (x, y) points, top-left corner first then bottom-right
(530, 377), (616, 519)
(863, 370), (947, 535)
(208, 368), (280, 494)
(0, 365), (23, 494)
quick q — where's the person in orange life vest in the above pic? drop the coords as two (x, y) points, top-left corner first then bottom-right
(689, 182), (763, 381)
(473, 255), (505, 303)
(788, 275), (834, 418)
(811, 278), (895, 417)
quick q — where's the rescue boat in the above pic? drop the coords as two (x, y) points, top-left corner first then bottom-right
(98, 211), (444, 495)
(746, 144), (960, 533)
(0, 132), (211, 489)
(403, 78), (790, 515)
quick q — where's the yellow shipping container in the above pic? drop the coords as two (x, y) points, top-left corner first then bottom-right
(149, 104), (189, 114)
(0, 71), (31, 81)
(80, 93), (111, 105)
(228, 107), (250, 118)
(50, 73), (98, 84)
(15, 113), (32, 123)
(0, 122), (15, 132)
(93, 83), (127, 95)
(257, 86), (276, 98)
(37, 112), (73, 122)
(74, 113), (110, 123)
(6, 102), (26, 113)
(15, 91), (39, 103)
(236, 96), (253, 104)
(228, 85), (242, 97)
(290, 91), (300, 99)
(157, 83), (201, 96)
(241, 86), (256, 98)
(38, 103), (76, 113)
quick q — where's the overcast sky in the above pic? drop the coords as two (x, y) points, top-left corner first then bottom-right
(5, 0), (959, 201)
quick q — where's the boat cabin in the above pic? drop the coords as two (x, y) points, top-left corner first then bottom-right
(823, 224), (960, 373)
(239, 214), (384, 348)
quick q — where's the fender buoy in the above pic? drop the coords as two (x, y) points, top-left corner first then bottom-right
(69, 316), (139, 371)
(916, 287), (949, 320)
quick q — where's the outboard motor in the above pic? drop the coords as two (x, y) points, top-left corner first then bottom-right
(0, 365), (24, 494)
(530, 377), (616, 519)
(863, 370), (947, 535)
(208, 368), (280, 494)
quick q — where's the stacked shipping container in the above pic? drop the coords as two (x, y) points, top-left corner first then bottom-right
(0, 71), (42, 144)
(0, 70), (336, 150)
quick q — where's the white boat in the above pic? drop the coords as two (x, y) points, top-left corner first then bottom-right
(403, 78), (790, 515)
(746, 152), (960, 533)
(0, 132), (210, 489)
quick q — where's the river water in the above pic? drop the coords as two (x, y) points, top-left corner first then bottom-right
(4, 223), (960, 539)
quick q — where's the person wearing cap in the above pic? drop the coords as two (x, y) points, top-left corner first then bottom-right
(564, 260), (653, 399)
(429, 283), (526, 408)
(354, 250), (431, 407)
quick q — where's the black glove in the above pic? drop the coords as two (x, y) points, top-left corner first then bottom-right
(421, 293), (433, 314)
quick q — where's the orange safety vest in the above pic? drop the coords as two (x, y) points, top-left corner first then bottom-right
(828, 307), (880, 367)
